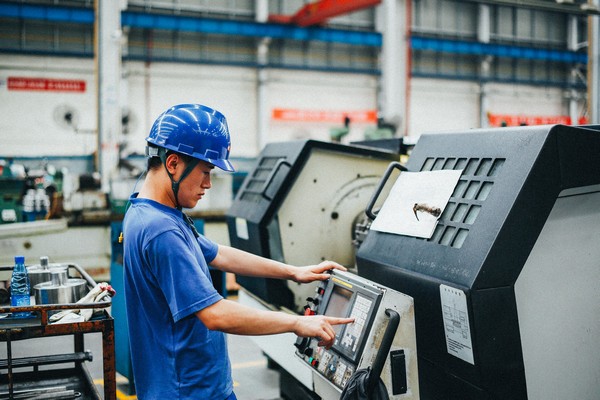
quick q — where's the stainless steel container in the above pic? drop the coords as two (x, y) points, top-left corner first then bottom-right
(34, 270), (87, 305)
(27, 256), (68, 294)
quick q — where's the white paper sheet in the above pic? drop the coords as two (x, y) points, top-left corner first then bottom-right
(370, 169), (462, 238)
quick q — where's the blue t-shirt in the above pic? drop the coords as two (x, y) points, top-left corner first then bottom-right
(123, 194), (232, 399)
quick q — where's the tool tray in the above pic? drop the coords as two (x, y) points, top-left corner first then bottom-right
(0, 264), (115, 400)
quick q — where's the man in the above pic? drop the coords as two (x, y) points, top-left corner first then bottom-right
(123, 104), (354, 399)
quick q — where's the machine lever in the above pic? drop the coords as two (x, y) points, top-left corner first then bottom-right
(365, 162), (407, 220)
(261, 158), (292, 201)
(367, 308), (401, 396)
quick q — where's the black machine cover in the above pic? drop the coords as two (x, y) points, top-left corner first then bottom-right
(356, 124), (600, 399)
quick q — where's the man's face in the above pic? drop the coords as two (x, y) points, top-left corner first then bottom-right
(176, 159), (214, 209)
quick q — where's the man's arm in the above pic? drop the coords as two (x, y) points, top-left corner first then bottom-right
(209, 244), (346, 283)
(196, 299), (353, 348)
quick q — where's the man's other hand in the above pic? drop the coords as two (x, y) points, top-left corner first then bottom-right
(292, 260), (347, 283)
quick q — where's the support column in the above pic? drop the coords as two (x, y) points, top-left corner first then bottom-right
(378, 0), (407, 135)
(96, 0), (123, 192)
(590, 0), (600, 124)
(256, 0), (270, 152)
(567, 15), (580, 125)
(478, 4), (491, 128)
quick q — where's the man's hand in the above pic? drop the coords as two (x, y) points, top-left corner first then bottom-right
(294, 315), (355, 349)
(292, 260), (347, 283)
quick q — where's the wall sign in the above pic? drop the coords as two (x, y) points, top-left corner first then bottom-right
(487, 113), (587, 127)
(8, 77), (86, 93)
(272, 108), (377, 123)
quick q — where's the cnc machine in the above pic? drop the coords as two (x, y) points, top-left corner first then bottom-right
(226, 139), (400, 397)
(357, 124), (600, 399)
(227, 125), (600, 400)
(227, 139), (397, 314)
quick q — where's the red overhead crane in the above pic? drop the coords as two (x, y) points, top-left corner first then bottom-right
(269, 0), (382, 27)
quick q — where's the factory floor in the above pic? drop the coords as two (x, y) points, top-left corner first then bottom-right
(111, 333), (284, 400)
(3, 298), (284, 400)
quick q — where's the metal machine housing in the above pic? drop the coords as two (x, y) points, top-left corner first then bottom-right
(356, 124), (600, 399)
(227, 139), (397, 314)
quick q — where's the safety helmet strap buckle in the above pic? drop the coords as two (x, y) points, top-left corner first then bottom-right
(146, 145), (159, 158)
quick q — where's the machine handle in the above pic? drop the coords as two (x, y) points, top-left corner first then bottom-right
(365, 161), (407, 220)
(367, 308), (400, 396)
(261, 158), (292, 201)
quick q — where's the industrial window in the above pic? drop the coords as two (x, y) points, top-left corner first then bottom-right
(420, 157), (505, 248)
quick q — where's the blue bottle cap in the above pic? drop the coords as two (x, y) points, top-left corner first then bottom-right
(15, 255), (25, 264)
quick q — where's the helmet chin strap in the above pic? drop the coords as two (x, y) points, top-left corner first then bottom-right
(158, 148), (200, 210)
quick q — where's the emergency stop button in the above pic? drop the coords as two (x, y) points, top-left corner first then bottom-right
(304, 307), (315, 316)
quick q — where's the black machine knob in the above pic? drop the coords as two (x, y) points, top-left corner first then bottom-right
(317, 280), (327, 295)
(306, 297), (320, 306)
(304, 347), (314, 357)
(294, 337), (310, 353)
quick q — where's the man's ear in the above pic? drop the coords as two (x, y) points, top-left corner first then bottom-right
(165, 153), (180, 174)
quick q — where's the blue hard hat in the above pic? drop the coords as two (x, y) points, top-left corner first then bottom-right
(146, 104), (235, 172)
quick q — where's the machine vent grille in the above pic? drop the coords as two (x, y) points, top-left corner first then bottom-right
(420, 157), (506, 248)
(239, 156), (284, 203)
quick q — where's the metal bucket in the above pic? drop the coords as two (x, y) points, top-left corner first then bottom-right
(34, 270), (87, 305)
(27, 256), (68, 295)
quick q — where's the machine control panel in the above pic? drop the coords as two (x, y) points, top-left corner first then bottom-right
(295, 270), (419, 398)
(295, 270), (387, 391)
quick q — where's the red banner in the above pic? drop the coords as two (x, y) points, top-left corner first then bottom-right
(272, 108), (377, 123)
(8, 77), (86, 93)
(488, 113), (588, 127)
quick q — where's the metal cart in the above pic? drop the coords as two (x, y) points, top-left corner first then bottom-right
(0, 264), (115, 400)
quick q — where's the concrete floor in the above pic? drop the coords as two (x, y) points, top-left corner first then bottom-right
(229, 333), (282, 400)
(112, 333), (283, 399)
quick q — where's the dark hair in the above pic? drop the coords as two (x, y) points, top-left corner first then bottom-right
(146, 144), (195, 171)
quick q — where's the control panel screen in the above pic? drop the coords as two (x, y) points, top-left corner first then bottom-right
(321, 280), (380, 363)
(324, 285), (353, 336)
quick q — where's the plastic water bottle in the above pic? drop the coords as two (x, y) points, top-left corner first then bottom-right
(10, 255), (31, 318)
